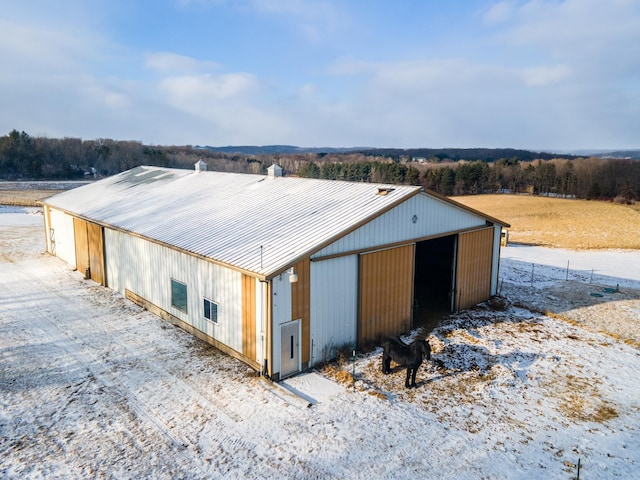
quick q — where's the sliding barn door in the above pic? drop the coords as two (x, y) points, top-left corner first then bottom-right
(455, 227), (494, 310)
(358, 244), (414, 347)
(73, 218), (106, 286)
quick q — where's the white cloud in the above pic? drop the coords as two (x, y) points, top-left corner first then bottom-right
(483, 1), (515, 26)
(145, 52), (219, 74)
(522, 64), (572, 87)
(501, 0), (640, 67)
(0, 20), (92, 74)
(297, 83), (318, 98)
(159, 73), (261, 105)
(178, 0), (346, 42)
(154, 72), (293, 144)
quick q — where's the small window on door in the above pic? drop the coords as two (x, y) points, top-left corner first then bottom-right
(171, 279), (188, 313)
(203, 298), (218, 324)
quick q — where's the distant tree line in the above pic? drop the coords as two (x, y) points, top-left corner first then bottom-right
(1, 130), (638, 201)
(297, 156), (640, 201)
(418, 157), (640, 201)
(0, 130), (265, 179)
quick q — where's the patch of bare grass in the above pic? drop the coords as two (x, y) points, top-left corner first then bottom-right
(453, 194), (640, 249)
(0, 190), (62, 206)
(555, 375), (619, 422)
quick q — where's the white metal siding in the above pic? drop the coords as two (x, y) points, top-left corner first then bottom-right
(49, 208), (76, 266)
(309, 255), (358, 366)
(104, 229), (244, 353)
(271, 273), (293, 375)
(313, 193), (487, 258)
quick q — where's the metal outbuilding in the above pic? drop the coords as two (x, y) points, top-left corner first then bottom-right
(42, 164), (509, 380)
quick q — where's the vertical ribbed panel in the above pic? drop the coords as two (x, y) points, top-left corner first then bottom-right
(358, 244), (414, 347)
(104, 229), (244, 353)
(72, 217), (106, 285)
(270, 273), (291, 372)
(87, 222), (106, 286)
(491, 226), (501, 296)
(310, 255), (358, 365)
(49, 209), (76, 265)
(73, 217), (89, 274)
(291, 258), (311, 365)
(455, 227), (494, 310)
(314, 194), (487, 258)
(242, 274), (256, 361)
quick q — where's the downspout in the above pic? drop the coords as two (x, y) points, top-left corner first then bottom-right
(263, 279), (273, 379)
(451, 235), (459, 313)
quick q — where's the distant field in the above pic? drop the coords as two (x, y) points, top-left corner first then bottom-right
(0, 190), (62, 206)
(0, 181), (90, 206)
(454, 194), (640, 250)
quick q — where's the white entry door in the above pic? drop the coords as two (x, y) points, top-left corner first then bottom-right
(280, 320), (300, 379)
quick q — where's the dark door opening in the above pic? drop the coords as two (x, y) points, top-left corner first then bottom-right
(413, 235), (455, 332)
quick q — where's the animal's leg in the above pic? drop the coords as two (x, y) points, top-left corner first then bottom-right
(410, 366), (418, 388)
(404, 367), (412, 388)
(382, 354), (390, 374)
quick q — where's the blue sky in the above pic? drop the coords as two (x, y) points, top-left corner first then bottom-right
(1, 0), (639, 150)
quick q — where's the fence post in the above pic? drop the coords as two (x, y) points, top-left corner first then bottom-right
(566, 260), (570, 281)
(352, 347), (356, 386)
(531, 263), (535, 287)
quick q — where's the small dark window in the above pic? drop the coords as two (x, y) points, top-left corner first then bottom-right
(171, 279), (188, 313)
(204, 298), (218, 324)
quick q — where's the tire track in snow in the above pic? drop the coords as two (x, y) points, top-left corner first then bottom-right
(2, 254), (336, 479)
(0, 268), (209, 474)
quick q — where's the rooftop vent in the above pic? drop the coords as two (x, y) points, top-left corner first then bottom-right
(377, 187), (395, 196)
(194, 160), (207, 173)
(267, 163), (283, 178)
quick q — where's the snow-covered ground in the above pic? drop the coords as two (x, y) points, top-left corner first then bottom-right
(1, 206), (639, 479)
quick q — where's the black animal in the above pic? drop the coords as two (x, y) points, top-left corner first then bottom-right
(381, 336), (431, 388)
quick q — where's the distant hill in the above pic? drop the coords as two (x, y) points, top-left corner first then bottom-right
(199, 145), (576, 161)
(592, 150), (640, 160)
(198, 145), (367, 155)
(550, 149), (640, 160)
(352, 147), (574, 162)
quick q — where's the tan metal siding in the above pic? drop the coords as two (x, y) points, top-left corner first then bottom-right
(291, 258), (311, 366)
(242, 274), (256, 361)
(455, 227), (494, 310)
(87, 222), (106, 286)
(358, 244), (414, 347)
(72, 218), (106, 286)
(73, 217), (89, 275)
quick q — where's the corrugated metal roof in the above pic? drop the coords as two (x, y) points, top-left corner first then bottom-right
(45, 166), (426, 278)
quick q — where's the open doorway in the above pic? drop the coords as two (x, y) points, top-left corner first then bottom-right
(413, 235), (455, 333)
